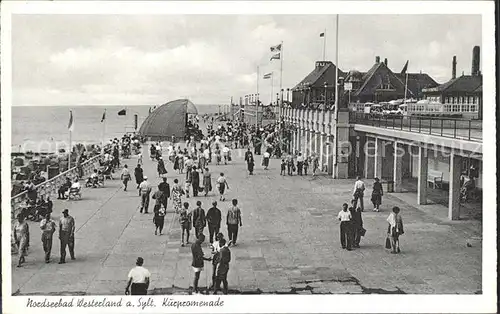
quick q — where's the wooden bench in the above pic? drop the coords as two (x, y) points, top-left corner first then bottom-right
(427, 169), (443, 189)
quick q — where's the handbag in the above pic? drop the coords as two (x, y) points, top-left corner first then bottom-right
(385, 236), (392, 249)
(360, 227), (366, 237)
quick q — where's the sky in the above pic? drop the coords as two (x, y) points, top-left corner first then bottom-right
(12, 14), (481, 106)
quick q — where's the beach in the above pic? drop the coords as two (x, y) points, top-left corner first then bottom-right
(11, 104), (222, 153)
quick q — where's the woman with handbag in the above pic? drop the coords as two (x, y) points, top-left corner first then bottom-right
(386, 206), (404, 254)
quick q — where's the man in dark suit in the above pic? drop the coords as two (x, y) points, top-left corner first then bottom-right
(349, 199), (363, 248)
(158, 177), (170, 210)
(244, 148), (253, 163)
(192, 201), (206, 239)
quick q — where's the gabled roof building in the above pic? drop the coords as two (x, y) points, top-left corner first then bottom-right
(291, 57), (438, 109)
(423, 46), (482, 119)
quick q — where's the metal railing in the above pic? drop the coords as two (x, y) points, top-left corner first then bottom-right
(10, 154), (103, 219)
(349, 112), (482, 142)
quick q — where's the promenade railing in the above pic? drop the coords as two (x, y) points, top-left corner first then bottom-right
(10, 154), (103, 219)
(349, 112), (483, 142)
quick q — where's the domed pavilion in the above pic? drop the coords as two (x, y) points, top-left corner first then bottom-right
(138, 99), (198, 141)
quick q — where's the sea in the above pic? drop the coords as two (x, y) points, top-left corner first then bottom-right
(11, 104), (222, 153)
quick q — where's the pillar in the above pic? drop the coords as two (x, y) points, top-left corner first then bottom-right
(364, 137), (375, 179)
(393, 141), (403, 192)
(293, 129), (297, 154)
(319, 133), (325, 170)
(417, 146), (428, 205)
(326, 135), (333, 175)
(374, 138), (383, 179)
(297, 127), (302, 153)
(308, 130), (313, 156)
(448, 153), (462, 220)
(333, 111), (350, 179)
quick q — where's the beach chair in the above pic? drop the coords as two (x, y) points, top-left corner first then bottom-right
(102, 166), (113, 180)
(67, 187), (82, 200)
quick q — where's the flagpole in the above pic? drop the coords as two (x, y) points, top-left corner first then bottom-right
(271, 72), (274, 107)
(256, 65), (259, 129)
(101, 109), (106, 154)
(279, 41), (283, 150)
(69, 130), (72, 171)
(323, 28), (327, 61)
(333, 14), (339, 177)
(404, 72), (409, 102)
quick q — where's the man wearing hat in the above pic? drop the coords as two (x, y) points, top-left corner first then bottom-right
(58, 209), (75, 264)
(139, 176), (152, 214)
(125, 257), (151, 295)
(206, 201), (222, 244)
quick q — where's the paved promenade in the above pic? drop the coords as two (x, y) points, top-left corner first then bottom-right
(11, 147), (482, 295)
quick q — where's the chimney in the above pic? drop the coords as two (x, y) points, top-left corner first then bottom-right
(375, 56), (380, 63)
(384, 58), (388, 66)
(452, 56), (457, 79)
(472, 46), (480, 76)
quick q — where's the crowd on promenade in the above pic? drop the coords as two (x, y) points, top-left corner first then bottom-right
(12, 118), (406, 296)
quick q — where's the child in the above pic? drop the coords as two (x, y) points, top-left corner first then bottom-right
(216, 173), (230, 201)
(179, 202), (192, 246)
(280, 159), (286, 175)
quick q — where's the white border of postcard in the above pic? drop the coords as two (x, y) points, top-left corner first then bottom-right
(1, 1), (497, 313)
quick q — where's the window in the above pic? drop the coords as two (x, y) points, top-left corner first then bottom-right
(461, 104), (469, 112)
(470, 105), (477, 112)
(453, 97), (457, 104)
(452, 104), (459, 112)
(444, 104), (451, 112)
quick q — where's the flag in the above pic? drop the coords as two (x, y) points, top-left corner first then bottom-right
(270, 53), (280, 61)
(263, 73), (272, 79)
(101, 110), (106, 123)
(319, 32), (325, 37)
(401, 60), (409, 74)
(68, 111), (74, 132)
(270, 43), (282, 52)
(118, 109), (126, 116)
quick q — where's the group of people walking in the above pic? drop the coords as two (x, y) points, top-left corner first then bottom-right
(13, 208), (76, 267)
(336, 176), (403, 253)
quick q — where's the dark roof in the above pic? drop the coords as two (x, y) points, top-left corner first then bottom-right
(354, 62), (408, 97)
(293, 62), (344, 90)
(395, 73), (439, 95)
(138, 99), (197, 140)
(423, 75), (482, 93)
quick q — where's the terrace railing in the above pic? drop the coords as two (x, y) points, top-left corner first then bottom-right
(10, 154), (103, 219)
(349, 112), (482, 142)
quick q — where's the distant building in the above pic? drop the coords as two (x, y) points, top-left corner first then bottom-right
(422, 46), (482, 119)
(345, 56), (438, 103)
(291, 58), (438, 109)
(291, 61), (345, 109)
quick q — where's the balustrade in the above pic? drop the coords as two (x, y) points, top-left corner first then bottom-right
(11, 154), (103, 219)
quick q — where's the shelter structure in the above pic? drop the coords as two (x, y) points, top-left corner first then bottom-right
(138, 99), (198, 140)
